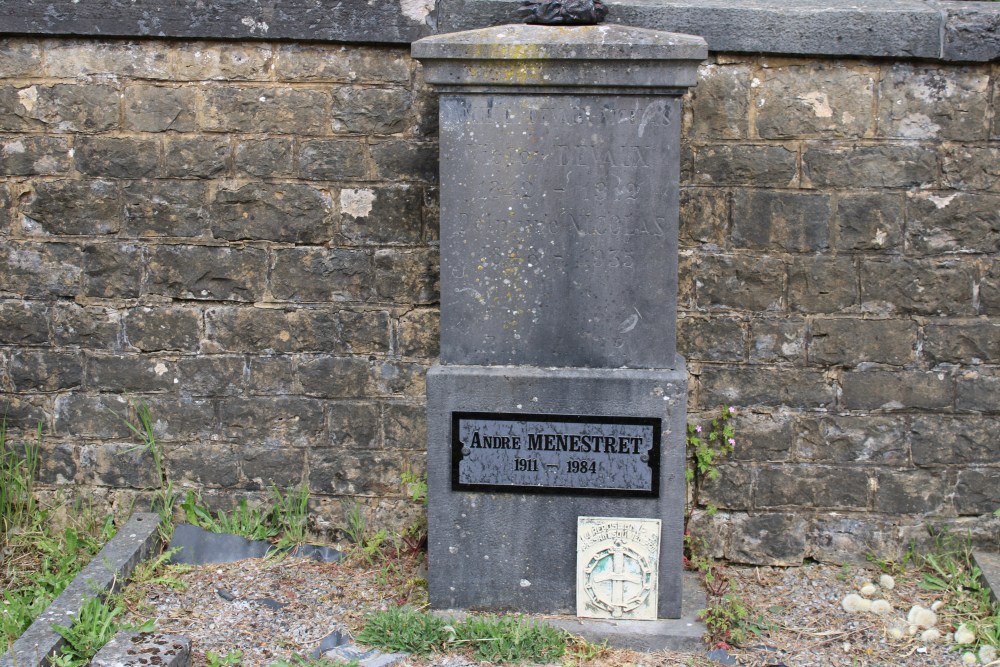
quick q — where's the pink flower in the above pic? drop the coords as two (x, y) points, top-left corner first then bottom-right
(695, 425), (702, 433)
(728, 438), (736, 446)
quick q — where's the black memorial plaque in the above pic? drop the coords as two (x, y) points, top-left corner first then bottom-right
(451, 412), (660, 496)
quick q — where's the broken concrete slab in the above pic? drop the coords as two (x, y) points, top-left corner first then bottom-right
(1, 513), (161, 667)
(91, 632), (191, 667)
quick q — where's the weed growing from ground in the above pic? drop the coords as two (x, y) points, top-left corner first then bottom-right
(917, 527), (999, 654)
(0, 419), (40, 544)
(117, 399), (177, 541)
(356, 607), (569, 662)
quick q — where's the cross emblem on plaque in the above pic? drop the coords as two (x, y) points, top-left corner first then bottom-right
(584, 539), (652, 618)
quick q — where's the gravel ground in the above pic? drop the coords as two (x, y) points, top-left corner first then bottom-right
(121, 551), (983, 667)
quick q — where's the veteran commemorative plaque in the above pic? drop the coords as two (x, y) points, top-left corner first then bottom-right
(452, 412), (660, 495)
(577, 516), (661, 621)
(414, 24), (705, 620)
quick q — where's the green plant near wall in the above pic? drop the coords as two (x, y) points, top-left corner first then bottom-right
(685, 405), (736, 518)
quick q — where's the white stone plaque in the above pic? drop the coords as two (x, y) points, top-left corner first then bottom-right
(576, 516), (661, 621)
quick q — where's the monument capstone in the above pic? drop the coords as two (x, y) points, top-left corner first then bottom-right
(413, 23), (706, 619)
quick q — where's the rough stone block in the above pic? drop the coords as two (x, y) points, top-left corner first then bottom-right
(690, 144), (797, 187)
(726, 513), (806, 566)
(373, 248), (438, 303)
(756, 464), (869, 510)
(309, 449), (411, 496)
(54, 393), (133, 439)
(82, 242), (142, 299)
(45, 41), (170, 79)
(690, 254), (785, 312)
(924, 320), (1000, 365)
(956, 370), (1000, 413)
(699, 462), (752, 510)
(0, 183), (9, 235)
(274, 44), (410, 83)
(0, 243), (82, 298)
(52, 303), (121, 349)
(861, 258), (975, 316)
(679, 187), (728, 246)
(124, 85), (199, 132)
(163, 137), (229, 178)
(84, 355), (179, 393)
(78, 137), (161, 179)
(21, 179), (120, 235)
(803, 144), (937, 189)
(140, 394), (218, 440)
(684, 61), (750, 140)
(202, 86), (330, 134)
(91, 632), (190, 667)
(124, 306), (202, 352)
(328, 401), (380, 449)
(677, 315), (745, 362)
(795, 415), (909, 465)
(339, 186), (423, 245)
(80, 442), (160, 488)
(726, 411), (794, 462)
(833, 193), (904, 252)
(371, 139), (438, 182)
(877, 64), (991, 141)
(331, 86), (413, 135)
(173, 43), (273, 80)
(371, 360), (426, 397)
(0, 39), (42, 77)
(8, 350), (82, 391)
(271, 248), (373, 302)
(0, 395), (49, 433)
(173, 356), (248, 396)
(148, 245), (266, 301)
(698, 367), (835, 409)
(246, 356), (298, 394)
(165, 443), (240, 488)
(211, 183), (332, 243)
(910, 415), (996, 466)
(123, 180), (210, 237)
(383, 401), (425, 450)
(396, 308), (439, 358)
(942, 146), (1000, 193)
(35, 441), (76, 486)
(756, 61), (875, 139)
(299, 138), (368, 180)
(906, 191), (1000, 256)
(955, 469), (1000, 515)
(943, 3), (1000, 61)
(0, 85), (37, 131)
(1, 135), (71, 176)
(218, 396), (325, 448)
(787, 256), (858, 313)
(842, 370), (953, 411)
(732, 190), (830, 252)
(235, 138), (295, 177)
(809, 317), (916, 366)
(806, 515), (903, 565)
(874, 469), (948, 514)
(981, 259), (1000, 315)
(0, 300), (48, 345)
(298, 356), (371, 398)
(23, 84), (120, 132)
(206, 306), (389, 354)
(749, 317), (805, 363)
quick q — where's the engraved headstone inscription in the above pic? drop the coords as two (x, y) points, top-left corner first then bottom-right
(412, 24), (706, 619)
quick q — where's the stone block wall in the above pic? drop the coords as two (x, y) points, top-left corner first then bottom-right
(1, 35), (997, 562)
(0, 38), (439, 527)
(680, 55), (1000, 563)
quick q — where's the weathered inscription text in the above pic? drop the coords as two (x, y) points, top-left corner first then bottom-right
(452, 412), (660, 496)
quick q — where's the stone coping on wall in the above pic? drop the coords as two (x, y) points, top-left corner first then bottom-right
(0, 0), (997, 62)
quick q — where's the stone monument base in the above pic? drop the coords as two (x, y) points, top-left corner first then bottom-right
(426, 362), (687, 618)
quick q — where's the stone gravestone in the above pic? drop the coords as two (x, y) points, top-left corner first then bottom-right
(413, 24), (706, 620)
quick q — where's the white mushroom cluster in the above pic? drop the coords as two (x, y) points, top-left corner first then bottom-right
(840, 575), (995, 661)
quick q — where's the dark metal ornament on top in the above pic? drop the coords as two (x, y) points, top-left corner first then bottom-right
(517, 0), (608, 25)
